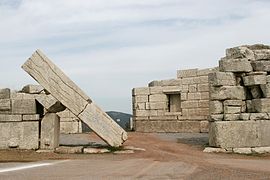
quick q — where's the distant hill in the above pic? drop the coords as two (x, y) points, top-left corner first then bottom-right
(82, 111), (133, 132)
(106, 111), (132, 131)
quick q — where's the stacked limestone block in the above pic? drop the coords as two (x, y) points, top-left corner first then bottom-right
(133, 68), (217, 133)
(0, 87), (40, 149)
(57, 109), (82, 134)
(209, 44), (270, 151)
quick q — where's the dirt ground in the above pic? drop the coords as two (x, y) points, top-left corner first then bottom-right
(0, 132), (270, 179)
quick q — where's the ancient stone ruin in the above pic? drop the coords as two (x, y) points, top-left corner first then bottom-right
(132, 68), (217, 133)
(208, 44), (270, 153)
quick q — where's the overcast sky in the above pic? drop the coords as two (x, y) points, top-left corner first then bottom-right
(0, 0), (270, 113)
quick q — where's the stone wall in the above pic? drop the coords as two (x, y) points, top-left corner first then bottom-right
(209, 44), (270, 151)
(0, 85), (63, 150)
(132, 68), (217, 133)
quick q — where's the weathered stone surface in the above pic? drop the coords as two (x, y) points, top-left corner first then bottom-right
(203, 147), (227, 153)
(0, 99), (11, 111)
(60, 121), (81, 134)
(149, 94), (168, 102)
(226, 46), (255, 60)
(113, 150), (135, 154)
(10, 92), (34, 99)
(11, 99), (36, 114)
(208, 72), (236, 86)
(243, 75), (266, 86)
(0, 88), (10, 99)
(219, 58), (253, 72)
(162, 86), (181, 94)
(0, 122), (39, 149)
(148, 102), (167, 110)
(149, 86), (163, 94)
(246, 100), (255, 113)
(252, 98), (270, 112)
(239, 113), (250, 121)
(249, 86), (262, 99)
(148, 79), (182, 87)
(224, 106), (241, 114)
(209, 101), (223, 114)
(22, 50), (127, 147)
(251, 61), (270, 71)
(198, 100), (209, 108)
(21, 84), (44, 94)
(197, 83), (209, 92)
(197, 67), (218, 76)
(210, 86), (246, 100)
(252, 147), (270, 154)
(0, 114), (21, 122)
(250, 113), (269, 120)
(181, 100), (198, 109)
(200, 121), (209, 133)
(233, 148), (252, 154)
(187, 92), (201, 100)
(40, 113), (60, 150)
(22, 114), (39, 121)
(83, 147), (110, 154)
(132, 87), (150, 95)
(136, 103), (146, 110)
(254, 49), (270, 60)
(223, 100), (243, 106)
(133, 95), (148, 103)
(135, 121), (201, 133)
(209, 114), (224, 121)
(177, 69), (198, 78)
(224, 114), (240, 121)
(55, 146), (83, 154)
(36, 94), (66, 113)
(188, 84), (197, 92)
(182, 108), (209, 117)
(209, 121), (270, 148)
(260, 84), (270, 98)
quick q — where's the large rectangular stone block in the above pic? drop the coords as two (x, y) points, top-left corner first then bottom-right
(243, 74), (266, 86)
(21, 84), (44, 94)
(219, 58), (252, 72)
(209, 121), (270, 148)
(208, 72), (236, 86)
(0, 122), (39, 149)
(148, 102), (168, 110)
(0, 99), (11, 111)
(197, 84), (209, 92)
(60, 121), (81, 134)
(177, 69), (198, 78)
(22, 114), (40, 121)
(181, 100), (199, 109)
(252, 98), (270, 112)
(0, 114), (22, 122)
(209, 101), (223, 114)
(41, 113), (60, 150)
(251, 61), (270, 71)
(187, 92), (201, 100)
(22, 50), (127, 147)
(0, 88), (10, 99)
(11, 99), (36, 114)
(210, 86), (246, 100)
(254, 49), (270, 60)
(149, 94), (168, 102)
(135, 120), (201, 133)
(149, 79), (182, 87)
(226, 46), (255, 59)
(35, 94), (65, 113)
(132, 87), (150, 95)
(133, 95), (148, 103)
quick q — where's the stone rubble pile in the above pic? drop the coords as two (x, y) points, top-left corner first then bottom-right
(209, 44), (270, 150)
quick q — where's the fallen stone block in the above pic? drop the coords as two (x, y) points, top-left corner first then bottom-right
(21, 84), (44, 94)
(226, 46), (255, 60)
(55, 146), (83, 154)
(11, 99), (36, 114)
(208, 72), (236, 86)
(252, 98), (270, 112)
(35, 94), (66, 113)
(252, 147), (270, 154)
(0, 99), (11, 111)
(0, 88), (10, 99)
(233, 148), (252, 154)
(0, 114), (22, 122)
(22, 50), (127, 147)
(219, 58), (253, 72)
(210, 86), (246, 100)
(40, 113), (60, 150)
(203, 147), (227, 153)
(209, 121), (270, 148)
(83, 147), (110, 154)
(243, 74), (266, 86)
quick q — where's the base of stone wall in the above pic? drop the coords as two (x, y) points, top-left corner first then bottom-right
(135, 120), (202, 133)
(204, 147), (270, 154)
